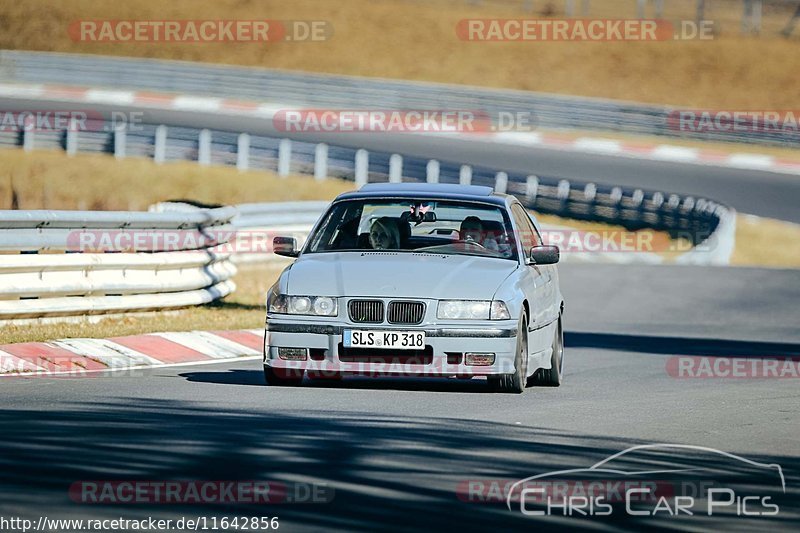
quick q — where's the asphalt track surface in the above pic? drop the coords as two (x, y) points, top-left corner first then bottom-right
(3, 97), (800, 223)
(1, 264), (798, 531)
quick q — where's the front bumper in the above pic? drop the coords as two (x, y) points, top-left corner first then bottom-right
(264, 321), (519, 377)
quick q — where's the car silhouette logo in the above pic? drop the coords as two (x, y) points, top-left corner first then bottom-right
(506, 444), (786, 511)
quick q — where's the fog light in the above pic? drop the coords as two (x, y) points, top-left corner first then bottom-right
(465, 353), (495, 366)
(278, 347), (308, 361)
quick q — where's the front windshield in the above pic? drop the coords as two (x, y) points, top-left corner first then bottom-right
(305, 199), (518, 261)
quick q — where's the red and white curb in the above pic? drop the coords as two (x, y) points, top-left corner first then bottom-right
(489, 131), (800, 175)
(1, 82), (798, 176)
(0, 329), (264, 378)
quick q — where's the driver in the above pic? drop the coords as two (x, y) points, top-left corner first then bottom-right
(459, 216), (483, 243)
(369, 217), (401, 250)
(459, 216), (499, 251)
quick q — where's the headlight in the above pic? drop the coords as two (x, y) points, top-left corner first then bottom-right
(437, 300), (511, 320)
(289, 296), (312, 314)
(267, 286), (338, 317)
(313, 297), (337, 315)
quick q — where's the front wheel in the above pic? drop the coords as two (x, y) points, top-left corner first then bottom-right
(490, 314), (528, 394)
(530, 317), (564, 387)
(264, 365), (304, 386)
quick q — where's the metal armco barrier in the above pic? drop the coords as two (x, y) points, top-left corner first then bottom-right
(0, 207), (238, 322)
(2, 116), (737, 267)
(0, 50), (795, 147)
(150, 201), (326, 264)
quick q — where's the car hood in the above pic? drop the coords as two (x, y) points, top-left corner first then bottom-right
(286, 252), (517, 300)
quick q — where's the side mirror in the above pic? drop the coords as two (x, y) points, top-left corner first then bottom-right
(273, 236), (299, 258)
(529, 245), (559, 265)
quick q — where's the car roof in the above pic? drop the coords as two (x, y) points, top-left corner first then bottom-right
(334, 183), (512, 207)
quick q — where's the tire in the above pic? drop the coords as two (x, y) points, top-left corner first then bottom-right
(264, 365), (304, 386)
(491, 314), (529, 394)
(530, 317), (564, 387)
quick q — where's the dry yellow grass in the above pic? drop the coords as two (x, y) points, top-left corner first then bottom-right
(732, 214), (800, 268)
(0, 0), (798, 109)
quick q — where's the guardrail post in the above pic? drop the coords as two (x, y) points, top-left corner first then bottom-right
(557, 179), (571, 215)
(651, 192), (664, 208)
(314, 143), (328, 181)
(651, 191), (665, 227)
(355, 149), (369, 187)
(668, 194), (680, 209)
(494, 172), (508, 194)
(114, 123), (127, 160)
(754, 0), (762, 34)
(237, 133), (250, 172)
(742, 0), (762, 35)
(695, 0), (706, 25)
(22, 116), (34, 152)
(154, 125), (167, 164)
(278, 139), (292, 177)
(610, 186), (623, 221)
(459, 165), (472, 186)
(583, 183), (596, 201)
(526, 175), (539, 202)
(198, 129), (211, 166)
(557, 180), (571, 200)
(426, 160), (440, 184)
(583, 182), (597, 217)
(65, 117), (78, 157)
(389, 154), (403, 183)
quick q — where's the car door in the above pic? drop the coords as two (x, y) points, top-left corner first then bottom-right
(510, 203), (554, 353)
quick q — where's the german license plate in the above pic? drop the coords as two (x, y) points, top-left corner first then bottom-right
(343, 330), (425, 350)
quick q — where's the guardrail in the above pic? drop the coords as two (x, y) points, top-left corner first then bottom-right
(151, 201), (326, 264)
(0, 50), (795, 147)
(0, 207), (238, 323)
(2, 114), (736, 266)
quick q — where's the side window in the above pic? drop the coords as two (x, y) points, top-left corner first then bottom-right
(511, 204), (541, 252)
(525, 211), (543, 247)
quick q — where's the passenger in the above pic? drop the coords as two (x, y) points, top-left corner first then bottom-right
(369, 217), (401, 250)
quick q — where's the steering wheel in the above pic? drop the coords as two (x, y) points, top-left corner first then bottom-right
(454, 239), (486, 249)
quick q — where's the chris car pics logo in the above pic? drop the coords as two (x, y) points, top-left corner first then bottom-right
(506, 444), (785, 518)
